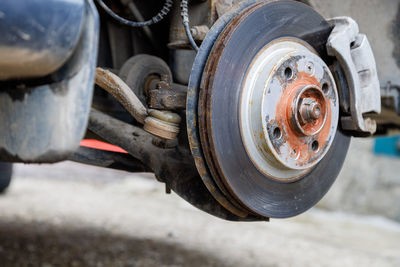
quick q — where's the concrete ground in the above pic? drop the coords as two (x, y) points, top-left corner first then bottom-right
(0, 159), (399, 267)
(318, 139), (400, 221)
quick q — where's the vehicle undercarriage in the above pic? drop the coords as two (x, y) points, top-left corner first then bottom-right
(0, 0), (399, 221)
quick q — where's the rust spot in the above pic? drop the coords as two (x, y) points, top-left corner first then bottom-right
(275, 71), (332, 165)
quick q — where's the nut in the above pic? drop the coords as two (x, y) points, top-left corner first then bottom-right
(299, 98), (322, 124)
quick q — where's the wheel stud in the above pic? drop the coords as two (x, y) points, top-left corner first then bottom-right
(299, 98), (322, 124)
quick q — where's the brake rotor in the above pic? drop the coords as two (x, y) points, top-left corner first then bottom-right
(187, 0), (350, 219)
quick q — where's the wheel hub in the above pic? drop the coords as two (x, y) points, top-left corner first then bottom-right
(240, 39), (338, 179)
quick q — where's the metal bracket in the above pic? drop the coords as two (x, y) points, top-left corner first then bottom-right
(327, 17), (381, 135)
(148, 76), (187, 110)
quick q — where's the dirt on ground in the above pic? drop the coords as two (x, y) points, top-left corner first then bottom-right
(0, 162), (398, 267)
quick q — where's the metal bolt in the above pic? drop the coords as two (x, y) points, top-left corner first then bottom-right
(155, 75), (171, 91)
(299, 98), (321, 124)
(190, 25), (209, 41)
(160, 74), (169, 82)
(306, 62), (314, 74)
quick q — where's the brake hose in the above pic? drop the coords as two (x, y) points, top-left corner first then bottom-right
(95, 0), (174, 27)
(180, 0), (199, 52)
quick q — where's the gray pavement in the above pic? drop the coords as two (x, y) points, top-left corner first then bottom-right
(0, 161), (398, 267)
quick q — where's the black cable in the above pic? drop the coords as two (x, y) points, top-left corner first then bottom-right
(95, 0), (173, 27)
(180, 0), (199, 52)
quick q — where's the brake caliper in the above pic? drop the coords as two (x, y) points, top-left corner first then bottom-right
(327, 17), (381, 135)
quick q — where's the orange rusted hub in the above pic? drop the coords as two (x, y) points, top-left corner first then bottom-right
(274, 73), (333, 169)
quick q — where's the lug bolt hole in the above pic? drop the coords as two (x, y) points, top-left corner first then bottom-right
(322, 83), (329, 94)
(311, 140), (319, 152)
(272, 127), (282, 139)
(284, 67), (293, 80)
(306, 62), (314, 74)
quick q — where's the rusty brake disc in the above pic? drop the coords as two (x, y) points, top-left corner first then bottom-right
(188, 0), (351, 219)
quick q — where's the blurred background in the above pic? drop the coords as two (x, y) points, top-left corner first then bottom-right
(0, 0), (399, 266)
(0, 138), (398, 266)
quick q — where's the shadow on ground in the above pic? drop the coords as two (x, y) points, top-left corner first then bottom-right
(0, 219), (227, 267)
